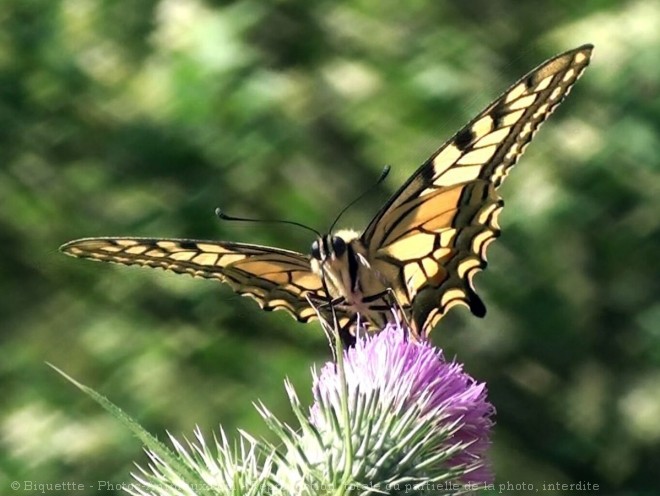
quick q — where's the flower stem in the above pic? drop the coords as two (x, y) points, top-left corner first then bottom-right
(333, 322), (353, 496)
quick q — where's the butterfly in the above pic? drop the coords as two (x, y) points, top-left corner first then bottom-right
(61, 45), (593, 347)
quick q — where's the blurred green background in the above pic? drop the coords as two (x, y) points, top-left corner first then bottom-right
(1, 0), (658, 495)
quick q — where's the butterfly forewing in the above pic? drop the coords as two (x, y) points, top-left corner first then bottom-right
(60, 237), (327, 323)
(362, 45), (593, 336)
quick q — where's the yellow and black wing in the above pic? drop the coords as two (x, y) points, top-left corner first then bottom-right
(60, 237), (329, 323)
(362, 45), (593, 336)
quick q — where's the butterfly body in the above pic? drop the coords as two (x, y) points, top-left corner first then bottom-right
(310, 229), (394, 331)
(61, 45), (593, 345)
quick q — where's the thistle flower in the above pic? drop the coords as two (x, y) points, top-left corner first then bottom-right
(56, 319), (494, 495)
(304, 322), (495, 494)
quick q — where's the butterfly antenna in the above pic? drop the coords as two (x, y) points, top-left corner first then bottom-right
(328, 165), (390, 234)
(215, 208), (322, 238)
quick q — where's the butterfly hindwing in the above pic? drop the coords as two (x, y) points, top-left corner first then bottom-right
(362, 45), (593, 336)
(60, 237), (328, 323)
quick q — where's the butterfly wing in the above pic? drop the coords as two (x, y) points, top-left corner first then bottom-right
(60, 237), (330, 324)
(362, 45), (593, 336)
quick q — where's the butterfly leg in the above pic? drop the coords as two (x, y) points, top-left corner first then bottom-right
(324, 314), (356, 361)
(384, 287), (416, 342)
(305, 294), (356, 357)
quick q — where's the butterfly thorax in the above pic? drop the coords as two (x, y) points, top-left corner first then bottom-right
(310, 229), (392, 325)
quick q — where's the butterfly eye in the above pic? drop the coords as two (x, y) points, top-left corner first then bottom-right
(311, 239), (321, 260)
(332, 236), (346, 257)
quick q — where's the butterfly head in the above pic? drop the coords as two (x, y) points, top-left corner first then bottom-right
(311, 234), (347, 263)
(310, 229), (361, 267)
(310, 229), (362, 301)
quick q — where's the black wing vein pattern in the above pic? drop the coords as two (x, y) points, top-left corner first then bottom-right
(362, 45), (592, 335)
(60, 237), (329, 324)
